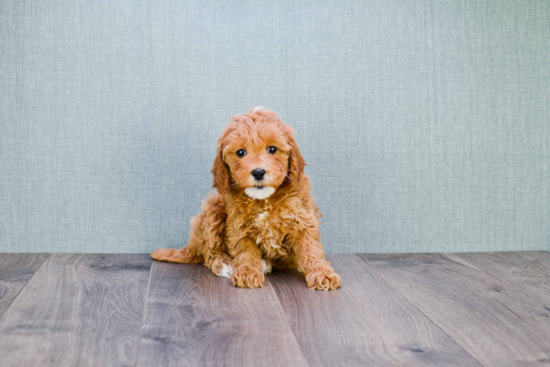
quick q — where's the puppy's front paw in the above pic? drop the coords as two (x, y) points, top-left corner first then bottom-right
(306, 269), (341, 291)
(231, 266), (265, 288)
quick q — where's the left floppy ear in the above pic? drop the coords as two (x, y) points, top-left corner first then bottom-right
(286, 132), (306, 184)
(211, 137), (230, 196)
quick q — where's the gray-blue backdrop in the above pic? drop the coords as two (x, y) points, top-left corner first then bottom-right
(1, 0), (549, 253)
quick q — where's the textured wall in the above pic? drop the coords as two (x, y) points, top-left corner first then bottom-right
(1, 0), (549, 253)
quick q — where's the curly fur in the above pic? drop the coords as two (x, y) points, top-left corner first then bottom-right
(152, 107), (341, 290)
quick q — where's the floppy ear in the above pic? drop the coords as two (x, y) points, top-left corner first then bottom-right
(287, 134), (306, 184)
(211, 139), (230, 196)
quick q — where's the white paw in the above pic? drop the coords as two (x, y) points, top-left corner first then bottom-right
(218, 263), (234, 278)
(261, 259), (272, 274)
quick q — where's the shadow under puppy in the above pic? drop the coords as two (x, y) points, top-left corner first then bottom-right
(152, 107), (341, 290)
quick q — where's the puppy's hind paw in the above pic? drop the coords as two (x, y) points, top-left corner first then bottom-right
(306, 270), (341, 291)
(211, 253), (234, 278)
(261, 259), (272, 274)
(213, 262), (233, 278)
(218, 263), (234, 278)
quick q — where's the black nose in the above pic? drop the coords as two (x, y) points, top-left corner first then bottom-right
(251, 168), (266, 181)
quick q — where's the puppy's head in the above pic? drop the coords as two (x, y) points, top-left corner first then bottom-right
(212, 107), (305, 199)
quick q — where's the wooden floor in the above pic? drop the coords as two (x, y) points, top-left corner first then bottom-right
(0, 252), (549, 366)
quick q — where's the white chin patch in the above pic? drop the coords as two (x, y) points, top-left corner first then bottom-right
(244, 186), (275, 200)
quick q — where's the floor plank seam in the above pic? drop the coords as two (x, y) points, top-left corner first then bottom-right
(453, 253), (550, 309)
(0, 253), (51, 320)
(268, 278), (313, 367)
(354, 254), (488, 367)
(133, 259), (154, 367)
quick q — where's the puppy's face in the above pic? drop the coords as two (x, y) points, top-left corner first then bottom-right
(212, 108), (305, 199)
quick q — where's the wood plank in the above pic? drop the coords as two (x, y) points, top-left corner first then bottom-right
(516, 251), (550, 276)
(0, 253), (49, 317)
(136, 261), (309, 367)
(457, 252), (550, 306)
(360, 253), (550, 367)
(270, 254), (482, 367)
(0, 254), (152, 367)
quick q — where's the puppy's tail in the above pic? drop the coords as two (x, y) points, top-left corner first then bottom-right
(151, 245), (203, 264)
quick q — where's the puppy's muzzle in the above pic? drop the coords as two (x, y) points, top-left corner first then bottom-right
(251, 168), (266, 181)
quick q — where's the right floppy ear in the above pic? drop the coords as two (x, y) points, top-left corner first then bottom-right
(211, 137), (230, 196)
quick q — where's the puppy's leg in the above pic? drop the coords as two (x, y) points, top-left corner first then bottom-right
(292, 230), (341, 291)
(152, 192), (231, 277)
(151, 217), (229, 273)
(228, 237), (265, 288)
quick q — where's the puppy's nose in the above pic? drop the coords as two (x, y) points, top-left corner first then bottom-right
(251, 168), (266, 181)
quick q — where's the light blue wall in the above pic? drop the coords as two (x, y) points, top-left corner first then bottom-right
(1, 0), (549, 253)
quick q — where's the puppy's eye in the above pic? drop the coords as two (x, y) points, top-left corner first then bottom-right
(236, 149), (247, 158)
(267, 146), (277, 154)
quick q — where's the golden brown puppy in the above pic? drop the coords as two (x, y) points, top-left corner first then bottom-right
(151, 107), (341, 290)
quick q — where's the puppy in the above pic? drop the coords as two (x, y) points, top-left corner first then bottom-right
(151, 107), (341, 290)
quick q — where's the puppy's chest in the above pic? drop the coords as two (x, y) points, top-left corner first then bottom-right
(249, 209), (296, 254)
